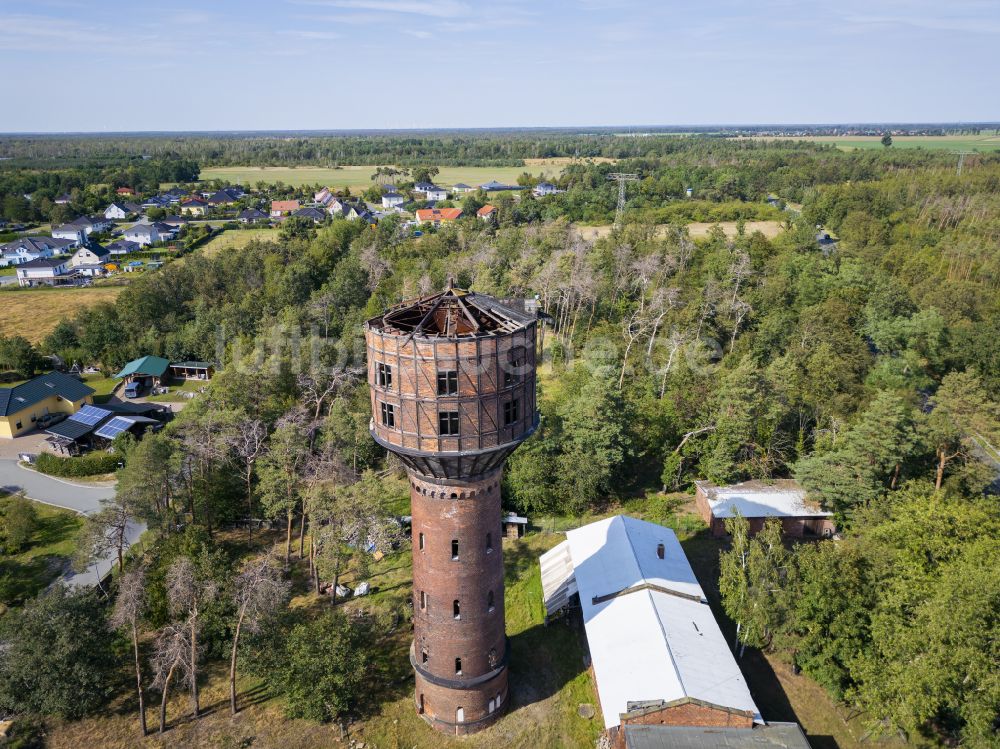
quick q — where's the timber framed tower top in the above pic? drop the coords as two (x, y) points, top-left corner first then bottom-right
(365, 284), (539, 482)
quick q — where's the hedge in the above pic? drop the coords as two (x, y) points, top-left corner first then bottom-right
(34, 452), (120, 478)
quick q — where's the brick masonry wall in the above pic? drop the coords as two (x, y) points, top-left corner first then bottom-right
(409, 469), (509, 731)
(612, 702), (755, 749)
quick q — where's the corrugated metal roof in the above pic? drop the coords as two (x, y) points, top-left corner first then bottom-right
(695, 480), (831, 519)
(560, 515), (760, 729)
(114, 356), (170, 380)
(624, 723), (811, 749)
(0, 371), (95, 417)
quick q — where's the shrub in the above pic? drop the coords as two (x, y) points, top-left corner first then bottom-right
(0, 494), (38, 552)
(34, 451), (121, 478)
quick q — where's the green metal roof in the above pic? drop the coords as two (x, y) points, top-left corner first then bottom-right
(114, 355), (170, 380)
(170, 361), (213, 369)
(0, 371), (95, 417)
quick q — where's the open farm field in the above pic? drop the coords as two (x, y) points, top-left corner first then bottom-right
(575, 219), (785, 242)
(745, 134), (1000, 151)
(195, 165), (560, 190)
(0, 286), (124, 344)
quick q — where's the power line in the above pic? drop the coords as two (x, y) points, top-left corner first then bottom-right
(607, 173), (640, 227)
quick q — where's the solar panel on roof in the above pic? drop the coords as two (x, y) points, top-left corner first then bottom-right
(94, 416), (134, 440)
(70, 405), (112, 426)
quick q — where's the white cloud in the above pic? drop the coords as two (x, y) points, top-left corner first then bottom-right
(281, 29), (344, 40)
(290, 0), (470, 18)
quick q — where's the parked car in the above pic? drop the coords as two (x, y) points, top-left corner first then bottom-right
(124, 380), (145, 398)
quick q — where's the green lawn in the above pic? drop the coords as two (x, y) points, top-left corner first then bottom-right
(81, 373), (120, 404)
(0, 267), (15, 277)
(194, 165), (560, 191)
(0, 499), (83, 608)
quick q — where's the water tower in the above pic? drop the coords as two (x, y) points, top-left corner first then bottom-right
(365, 284), (538, 734)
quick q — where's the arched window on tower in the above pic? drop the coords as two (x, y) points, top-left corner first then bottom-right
(487, 590), (495, 612)
(453, 599), (461, 619)
(451, 539), (459, 559)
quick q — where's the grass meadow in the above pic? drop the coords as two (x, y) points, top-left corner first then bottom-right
(0, 286), (124, 344)
(747, 133), (1000, 151)
(195, 165), (561, 191)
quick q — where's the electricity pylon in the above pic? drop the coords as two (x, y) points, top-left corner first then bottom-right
(952, 151), (976, 176)
(607, 173), (640, 227)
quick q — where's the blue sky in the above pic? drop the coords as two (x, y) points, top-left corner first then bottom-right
(1, 0), (997, 132)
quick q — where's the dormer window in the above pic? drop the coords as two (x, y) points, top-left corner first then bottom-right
(656, 543), (665, 560)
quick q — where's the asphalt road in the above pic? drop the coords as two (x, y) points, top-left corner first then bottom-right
(0, 458), (115, 514)
(0, 459), (145, 589)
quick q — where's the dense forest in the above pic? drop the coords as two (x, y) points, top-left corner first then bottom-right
(0, 136), (997, 746)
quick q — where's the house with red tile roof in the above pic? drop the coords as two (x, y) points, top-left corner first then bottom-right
(415, 207), (463, 225)
(477, 204), (497, 220)
(270, 200), (300, 217)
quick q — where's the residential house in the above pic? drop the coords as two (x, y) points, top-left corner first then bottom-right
(540, 515), (761, 735)
(382, 192), (405, 209)
(55, 193), (72, 205)
(693, 479), (835, 539)
(314, 187), (334, 206)
(327, 199), (370, 221)
(159, 215), (189, 229)
(452, 183), (474, 193)
(479, 180), (520, 192)
(16, 257), (73, 287)
(62, 215), (113, 237)
(238, 208), (268, 224)
(477, 204), (497, 221)
(292, 206), (327, 224)
(164, 187), (189, 200)
(179, 198), (209, 216)
(685, 187), (694, 197)
(270, 200), (300, 217)
(414, 207), (463, 225)
(51, 224), (87, 247)
(143, 195), (173, 210)
(207, 187), (243, 207)
(70, 244), (111, 273)
(124, 222), (173, 247)
(105, 239), (140, 256)
(533, 182), (561, 196)
(0, 236), (74, 267)
(413, 181), (437, 193)
(104, 201), (140, 220)
(422, 185), (448, 201)
(116, 187), (136, 196)
(0, 371), (95, 439)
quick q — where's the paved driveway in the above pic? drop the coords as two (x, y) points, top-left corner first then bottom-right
(0, 459), (115, 514)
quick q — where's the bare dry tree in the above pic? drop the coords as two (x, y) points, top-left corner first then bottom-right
(150, 622), (191, 734)
(359, 244), (389, 291)
(229, 555), (290, 715)
(618, 306), (652, 389)
(77, 488), (137, 573)
(166, 557), (218, 719)
(110, 566), (149, 737)
(227, 416), (268, 542)
(728, 299), (752, 352)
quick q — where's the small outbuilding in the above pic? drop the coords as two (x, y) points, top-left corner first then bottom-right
(694, 479), (835, 539)
(114, 355), (171, 389)
(502, 512), (527, 539)
(169, 361), (214, 381)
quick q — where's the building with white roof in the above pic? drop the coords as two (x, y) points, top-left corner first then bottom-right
(694, 479), (835, 538)
(540, 515), (761, 732)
